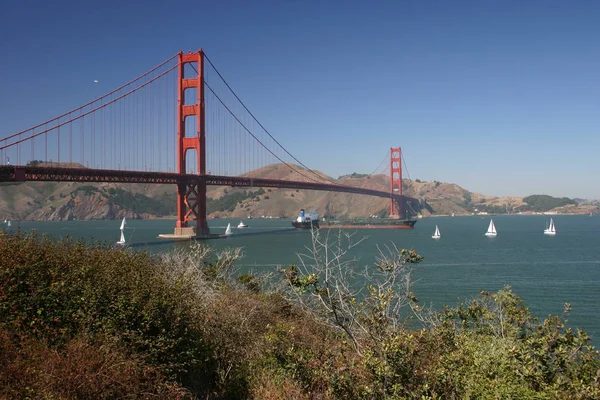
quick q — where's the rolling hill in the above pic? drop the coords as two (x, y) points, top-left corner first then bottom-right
(0, 164), (596, 221)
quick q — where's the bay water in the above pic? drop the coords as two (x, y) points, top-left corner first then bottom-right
(5, 214), (600, 344)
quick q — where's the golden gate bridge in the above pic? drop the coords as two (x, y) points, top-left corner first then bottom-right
(0, 49), (416, 238)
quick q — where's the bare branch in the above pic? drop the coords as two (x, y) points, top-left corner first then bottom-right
(280, 228), (423, 354)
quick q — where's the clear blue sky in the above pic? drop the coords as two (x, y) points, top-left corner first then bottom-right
(1, 0), (599, 198)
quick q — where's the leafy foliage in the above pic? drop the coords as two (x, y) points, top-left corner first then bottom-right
(431, 289), (600, 398)
(338, 172), (369, 179)
(0, 233), (217, 396)
(107, 187), (175, 216)
(207, 188), (265, 213)
(522, 194), (577, 212)
(463, 190), (472, 204)
(72, 185), (101, 196)
(26, 160), (45, 167)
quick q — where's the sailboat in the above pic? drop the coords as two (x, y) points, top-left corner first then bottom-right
(6, 220), (11, 228)
(544, 218), (556, 236)
(225, 223), (232, 236)
(432, 225), (441, 239)
(237, 220), (248, 228)
(3, 218), (6, 223)
(484, 219), (497, 237)
(116, 217), (126, 245)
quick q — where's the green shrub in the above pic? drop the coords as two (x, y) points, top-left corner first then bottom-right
(207, 189), (265, 213)
(107, 187), (175, 216)
(238, 273), (260, 293)
(0, 233), (213, 392)
(521, 194), (576, 212)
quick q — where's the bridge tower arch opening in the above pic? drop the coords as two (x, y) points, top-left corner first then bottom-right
(174, 50), (209, 237)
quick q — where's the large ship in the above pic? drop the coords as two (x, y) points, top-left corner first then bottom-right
(321, 217), (417, 229)
(292, 209), (320, 229)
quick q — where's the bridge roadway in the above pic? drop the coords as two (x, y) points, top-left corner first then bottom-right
(0, 165), (415, 204)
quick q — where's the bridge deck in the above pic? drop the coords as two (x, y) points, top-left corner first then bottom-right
(0, 165), (415, 203)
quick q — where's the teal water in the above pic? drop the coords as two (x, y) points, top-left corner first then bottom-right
(4, 215), (600, 343)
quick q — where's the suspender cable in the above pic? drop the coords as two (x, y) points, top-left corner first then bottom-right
(194, 61), (336, 185)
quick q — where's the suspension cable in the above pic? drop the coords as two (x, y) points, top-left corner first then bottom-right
(401, 150), (418, 215)
(203, 81), (328, 185)
(401, 149), (412, 182)
(201, 54), (339, 185)
(369, 151), (390, 176)
(1, 64), (178, 151)
(1, 53), (179, 142)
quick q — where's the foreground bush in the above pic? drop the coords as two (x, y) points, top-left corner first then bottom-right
(1, 232), (599, 399)
(0, 233), (211, 396)
(0, 233), (358, 398)
(0, 329), (190, 399)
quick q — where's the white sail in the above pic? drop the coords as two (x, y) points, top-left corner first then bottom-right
(432, 225), (441, 239)
(117, 230), (126, 245)
(6, 220), (11, 227)
(225, 223), (232, 236)
(544, 218), (556, 235)
(116, 218), (126, 245)
(485, 219), (497, 236)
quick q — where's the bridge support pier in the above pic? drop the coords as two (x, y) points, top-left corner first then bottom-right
(391, 198), (405, 220)
(174, 181), (209, 237)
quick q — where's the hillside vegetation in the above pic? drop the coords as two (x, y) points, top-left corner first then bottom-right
(522, 194), (577, 212)
(0, 232), (598, 398)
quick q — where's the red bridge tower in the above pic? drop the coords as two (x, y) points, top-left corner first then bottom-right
(174, 50), (209, 238)
(389, 147), (404, 218)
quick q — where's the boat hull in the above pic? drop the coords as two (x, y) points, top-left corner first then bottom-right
(321, 219), (417, 229)
(292, 221), (320, 229)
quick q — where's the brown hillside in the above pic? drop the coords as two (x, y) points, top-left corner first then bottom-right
(0, 181), (174, 221)
(206, 166), (392, 219)
(0, 164), (594, 220)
